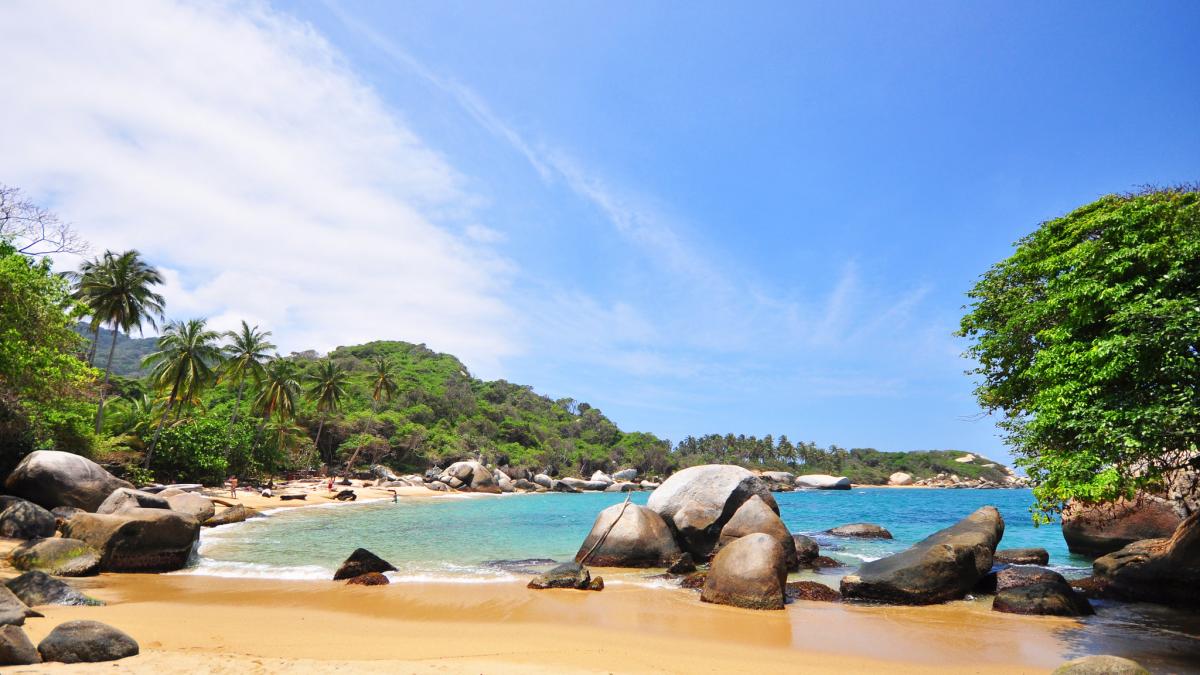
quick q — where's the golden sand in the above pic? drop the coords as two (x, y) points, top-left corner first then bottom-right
(9, 570), (1081, 673)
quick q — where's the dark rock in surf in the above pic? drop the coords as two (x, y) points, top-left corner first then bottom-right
(333, 548), (397, 581)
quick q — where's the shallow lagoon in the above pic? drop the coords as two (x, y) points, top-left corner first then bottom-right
(192, 487), (1092, 580)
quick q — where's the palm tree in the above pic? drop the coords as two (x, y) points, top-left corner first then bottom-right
(222, 321), (275, 428)
(68, 253), (110, 365)
(141, 318), (223, 467)
(370, 355), (397, 412)
(254, 357), (300, 424)
(74, 250), (165, 433)
(305, 359), (349, 464)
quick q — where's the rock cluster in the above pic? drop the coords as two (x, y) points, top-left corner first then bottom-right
(528, 562), (603, 591)
(992, 567), (1093, 616)
(421, 461), (653, 494)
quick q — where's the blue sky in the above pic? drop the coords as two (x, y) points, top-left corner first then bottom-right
(2, 1), (1198, 462)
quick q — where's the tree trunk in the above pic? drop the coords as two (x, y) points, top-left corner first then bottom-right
(314, 415), (327, 464)
(144, 371), (184, 469)
(144, 390), (177, 469)
(94, 328), (119, 433)
(87, 325), (100, 365)
(225, 379), (246, 458)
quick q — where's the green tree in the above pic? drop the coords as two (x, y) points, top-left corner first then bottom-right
(254, 358), (300, 424)
(959, 187), (1200, 518)
(370, 355), (397, 412)
(73, 250), (165, 433)
(221, 321), (275, 427)
(0, 242), (96, 470)
(305, 359), (349, 464)
(142, 318), (223, 467)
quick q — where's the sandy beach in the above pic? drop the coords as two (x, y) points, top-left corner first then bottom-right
(13, 571), (1073, 674)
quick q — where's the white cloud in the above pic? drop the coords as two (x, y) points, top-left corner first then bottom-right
(0, 0), (516, 374)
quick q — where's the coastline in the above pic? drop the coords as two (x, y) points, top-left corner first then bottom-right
(20, 573), (1066, 674)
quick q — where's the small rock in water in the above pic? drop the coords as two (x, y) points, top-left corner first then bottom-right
(785, 581), (841, 603)
(1069, 576), (1110, 600)
(792, 534), (819, 564)
(826, 523), (893, 539)
(333, 548), (398, 581)
(1051, 655), (1150, 675)
(588, 576), (604, 591)
(680, 572), (707, 589)
(528, 562), (592, 590)
(345, 572), (390, 586)
(994, 547), (1050, 565)
(37, 620), (138, 663)
(808, 555), (843, 569)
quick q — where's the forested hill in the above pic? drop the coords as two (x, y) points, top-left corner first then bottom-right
(74, 323), (157, 377)
(95, 333), (1012, 481)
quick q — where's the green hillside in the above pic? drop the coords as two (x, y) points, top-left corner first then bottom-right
(74, 323), (157, 377)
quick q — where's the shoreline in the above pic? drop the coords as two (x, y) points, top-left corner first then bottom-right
(20, 573), (1068, 674)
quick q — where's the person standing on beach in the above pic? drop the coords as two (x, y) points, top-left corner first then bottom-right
(229, 476), (238, 499)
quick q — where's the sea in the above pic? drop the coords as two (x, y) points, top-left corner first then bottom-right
(182, 487), (1200, 671)
(187, 487), (1092, 581)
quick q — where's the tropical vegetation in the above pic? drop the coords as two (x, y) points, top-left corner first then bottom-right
(960, 186), (1199, 518)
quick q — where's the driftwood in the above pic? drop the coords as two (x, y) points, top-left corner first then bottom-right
(279, 494), (307, 501)
(210, 497), (237, 508)
(579, 494), (632, 565)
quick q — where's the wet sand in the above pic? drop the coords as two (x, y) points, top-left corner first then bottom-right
(15, 572), (1082, 674)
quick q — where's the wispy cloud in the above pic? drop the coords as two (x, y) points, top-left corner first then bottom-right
(0, 0), (517, 374)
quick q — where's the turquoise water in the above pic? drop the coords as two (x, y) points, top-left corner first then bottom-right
(189, 487), (1094, 580)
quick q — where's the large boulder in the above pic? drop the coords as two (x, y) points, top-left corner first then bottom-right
(717, 495), (798, 570)
(888, 472), (914, 486)
(440, 461), (496, 492)
(840, 506), (1004, 604)
(166, 492), (215, 523)
(827, 523), (893, 539)
(0, 624), (40, 665)
(59, 508), (200, 572)
(37, 620), (138, 663)
(96, 488), (170, 515)
(574, 503), (680, 567)
(0, 497), (57, 540)
(700, 533), (788, 610)
(589, 471), (614, 485)
(204, 504), (254, 527)
(6, 572), (101, 607)
(332, 548), (397, 581)
(0, 586), (39, 626)
(612, 468), (638, 482)
(604, 482), (636, 492)
(533, 473), (554, 489)
(4, 450), (132, 512)
(647, 464), (778, 559)
(1093, 511), (1200, 607)
(493, 471), (515, 493)
(994, 547), (1050, 565)
(1051, 655), (1150, 675)
(1062, 495), (1183, 557)
(992, 567), (1092, 616)
(794, 474), (851, 490)
(8, 538), (101, 577)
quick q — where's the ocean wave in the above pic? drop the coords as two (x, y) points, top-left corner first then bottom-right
(172, 559), (332, 580)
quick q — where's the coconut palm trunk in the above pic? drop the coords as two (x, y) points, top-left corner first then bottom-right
(314, 414), (327, 464)
(94, 327), (120, 433)
(144, 370), (184, 469)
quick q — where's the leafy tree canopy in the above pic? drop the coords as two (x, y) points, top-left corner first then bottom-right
(959, 187), (1200, 518)
(0, 242), (97, 470)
